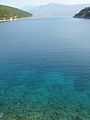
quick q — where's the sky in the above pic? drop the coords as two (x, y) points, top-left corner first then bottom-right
(1, 0), (90, 7)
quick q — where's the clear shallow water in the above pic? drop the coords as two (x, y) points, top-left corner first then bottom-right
(0, 18), (90, 120)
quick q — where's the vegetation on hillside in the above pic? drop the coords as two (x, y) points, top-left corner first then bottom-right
(74, 7), (90, 19)
(0, 5), (33, 20)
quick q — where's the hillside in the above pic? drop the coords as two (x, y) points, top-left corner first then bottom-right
(0, 5), (33, 20)
(74, 7), (90, 19)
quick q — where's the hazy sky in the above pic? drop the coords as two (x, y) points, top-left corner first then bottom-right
(1, 0), (90, 7)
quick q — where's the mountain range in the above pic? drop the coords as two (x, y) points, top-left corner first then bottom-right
(22, 3), (90, 17)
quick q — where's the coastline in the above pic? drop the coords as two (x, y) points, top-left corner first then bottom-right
(0, 16), (35, 23)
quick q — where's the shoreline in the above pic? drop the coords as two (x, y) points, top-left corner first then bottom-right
(0, 16), (35, 23)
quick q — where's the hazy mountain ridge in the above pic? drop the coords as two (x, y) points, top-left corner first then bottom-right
(22, 3), (90, 17)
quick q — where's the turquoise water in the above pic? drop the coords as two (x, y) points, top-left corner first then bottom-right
(0, 18), (90, 120)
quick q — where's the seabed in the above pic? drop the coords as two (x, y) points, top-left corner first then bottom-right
(0, 67), (90, 120)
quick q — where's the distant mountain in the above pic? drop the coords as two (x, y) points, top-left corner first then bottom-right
(21, 5), (37, 11)
(0, 5), (33, 20)
(74, 7), (90, 19)
(23, 3), (90, 17)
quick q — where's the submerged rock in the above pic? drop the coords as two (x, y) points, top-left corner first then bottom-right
(0, 112), (4, 118)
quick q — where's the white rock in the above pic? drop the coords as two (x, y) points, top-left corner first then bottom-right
(0, 112), (4, 118)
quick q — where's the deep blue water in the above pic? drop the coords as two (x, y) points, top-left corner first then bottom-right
(0, 18), (90, 120)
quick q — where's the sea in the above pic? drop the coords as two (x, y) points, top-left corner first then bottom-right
(0, 17), (90, 120)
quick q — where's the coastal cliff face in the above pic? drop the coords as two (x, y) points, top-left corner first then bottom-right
(0, 5), (33, 20)
(74, 7), (90, 19)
